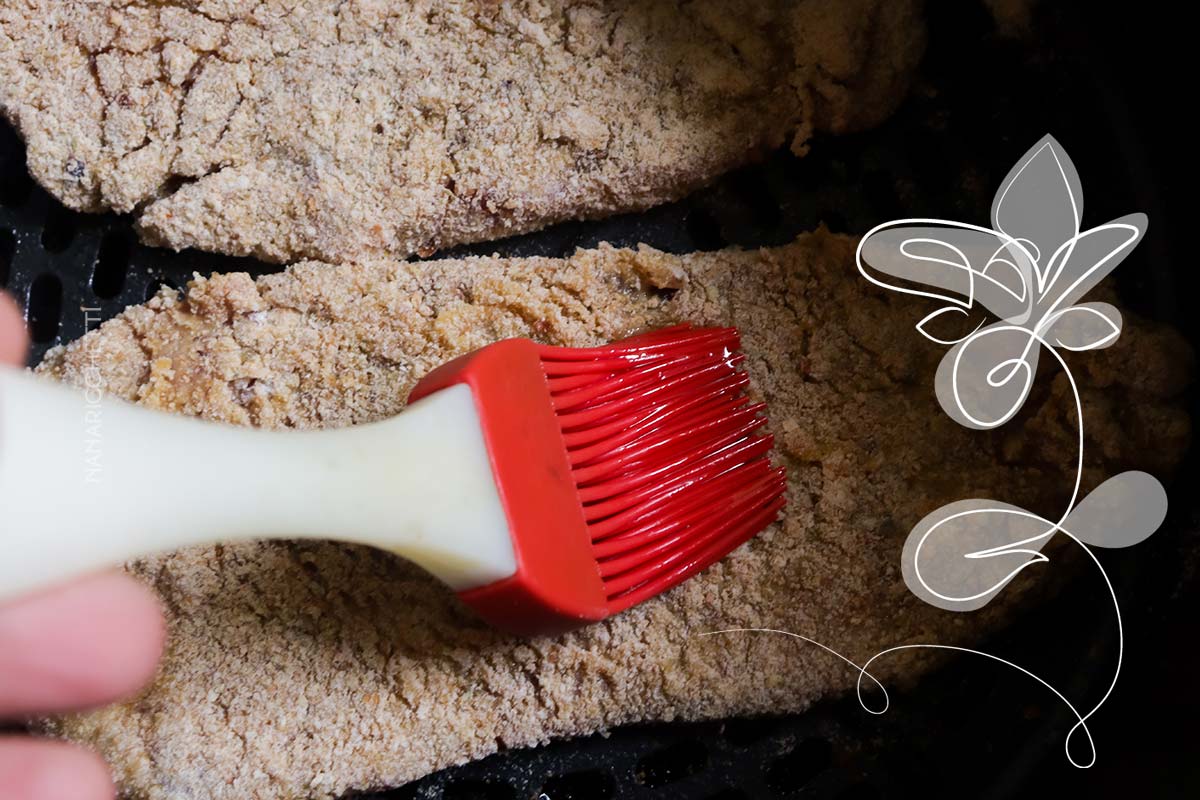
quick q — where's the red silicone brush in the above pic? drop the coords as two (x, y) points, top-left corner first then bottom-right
(0, 325), (786, 636)
(410, 324), (786, 634)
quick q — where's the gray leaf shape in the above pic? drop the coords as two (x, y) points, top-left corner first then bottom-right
(1041, 302), (1122, 351)
(858, 222), (1035, 324)
(1064, 471), (1168, 548)
(991, 134), (1082, 285)
(1034, 214), (1146, 317)
(902, 474), (1169, 612)
(902, 499), (1052, 612)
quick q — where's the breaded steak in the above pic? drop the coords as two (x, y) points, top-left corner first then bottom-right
(0, 0), (924, 263)
(36, 232), (1190, 798)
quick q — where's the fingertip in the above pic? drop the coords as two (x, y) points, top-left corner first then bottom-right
(0, 292), (29, 365)
(85, 573), (168, 698)
(111, 574), (169, 693)
(0, 572), (166, 715)
(0, 737), (114, 800)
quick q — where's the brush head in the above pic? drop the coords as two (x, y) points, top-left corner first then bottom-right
(409, 325), (786, 636)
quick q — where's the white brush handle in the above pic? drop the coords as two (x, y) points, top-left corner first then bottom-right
(0, 367), (516, 601)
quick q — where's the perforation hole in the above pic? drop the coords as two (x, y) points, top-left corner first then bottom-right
(764, 738), (831, 794)
(633, 740), (708, 788)
(40, 203), (77, 253)
(0, 228), (13, 288)
(538, 769), (615, 800)
(26, 272), (63, 343)
(92, 230), (132, 298)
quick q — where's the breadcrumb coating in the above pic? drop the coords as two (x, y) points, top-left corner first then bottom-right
(0, 0), (924, 263)
(36, 232), (1190, 798)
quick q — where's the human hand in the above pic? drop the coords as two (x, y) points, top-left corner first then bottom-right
(0, 293), (165, 799)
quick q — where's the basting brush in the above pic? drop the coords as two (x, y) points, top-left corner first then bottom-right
(0, 325), (785, 635)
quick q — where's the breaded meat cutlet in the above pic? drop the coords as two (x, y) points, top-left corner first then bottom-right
(36, 232), (1191, 799)
(0, 0), (923, 263)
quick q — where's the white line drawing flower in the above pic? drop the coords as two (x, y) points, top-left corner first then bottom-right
(858, 134), (1143, 430)
(856, 134), (1167, 612)
(849, 134), (1169, 766)
(702, 135), (1172, 771)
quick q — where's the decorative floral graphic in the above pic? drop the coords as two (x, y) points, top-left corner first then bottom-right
(856, 135), (1167, 612)
(860, 137), (1135, 420)
(853, 134), (1168, 766)
(708, 136), (1167, 770)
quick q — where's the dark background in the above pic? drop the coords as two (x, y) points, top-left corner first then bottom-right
(0, 2), (1195, 798)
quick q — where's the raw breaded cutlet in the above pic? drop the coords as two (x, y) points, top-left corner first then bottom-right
(0, 0), (924, 264)
(36, 232), (1190, 799)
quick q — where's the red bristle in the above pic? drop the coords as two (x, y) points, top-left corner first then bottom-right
(601, 488), (783, 596)
(560, 370), (751, 450)
(567, 393), (751, 467)
(592, 462), (778, 563)
(572, 405), (767, 489)
(605, 493), (786, 613)
(541, 357), (637, 377)
(539, 326), (737, 361)
(564, 388), (753, 479)
(589, 461), (775, 552)
(552, 355), (745, 422)
(597, 469), (785, 584)
(537, 324), (786, 612)
(575, 427), (774, 511)
(549, 349), (734, 408)
(578, 433), (774, 523)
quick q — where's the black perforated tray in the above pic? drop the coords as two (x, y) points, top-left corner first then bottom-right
(1, 3), (1195, 799)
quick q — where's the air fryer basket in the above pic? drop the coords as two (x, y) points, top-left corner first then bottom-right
(1, 3), (1193, 798)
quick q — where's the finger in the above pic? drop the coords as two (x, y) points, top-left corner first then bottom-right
(0, 572), (165, 717)
(0, 737), (114, 800)
(0, 292), (28, 365)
